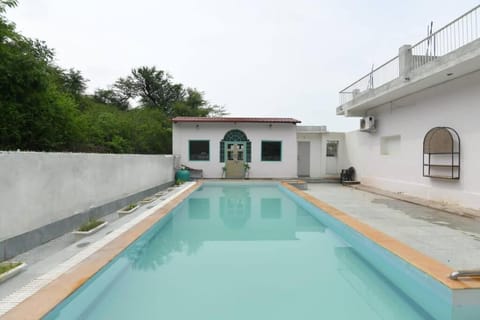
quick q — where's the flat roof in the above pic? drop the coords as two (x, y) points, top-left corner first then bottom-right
(172, 117), (301, 124)
(297, 125), (327, 133)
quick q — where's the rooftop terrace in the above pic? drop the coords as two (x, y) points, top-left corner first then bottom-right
(338, 5), (480, 116)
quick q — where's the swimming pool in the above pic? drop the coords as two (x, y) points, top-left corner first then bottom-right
(43, 182), (477, 319)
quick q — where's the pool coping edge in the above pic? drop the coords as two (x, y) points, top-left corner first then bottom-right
(281, 181), (480, 290)
(0, 181), (202, 320)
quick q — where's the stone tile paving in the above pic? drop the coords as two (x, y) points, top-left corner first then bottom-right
(306, 183), (480, 270)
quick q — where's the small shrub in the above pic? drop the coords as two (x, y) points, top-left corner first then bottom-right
(125, 203), (137, 211)
(78, 219), (104, 232)
(0, 262), (21, 275)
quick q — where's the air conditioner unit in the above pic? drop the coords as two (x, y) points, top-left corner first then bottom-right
(360, 116), (376, 132)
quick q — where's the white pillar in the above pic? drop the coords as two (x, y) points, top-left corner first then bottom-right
(399, 45), (412, 80)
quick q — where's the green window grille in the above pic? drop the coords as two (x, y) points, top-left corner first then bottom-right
(224, 129), (247, 141)
(220, 129), (251, 163)
(220, 141), (225, 162)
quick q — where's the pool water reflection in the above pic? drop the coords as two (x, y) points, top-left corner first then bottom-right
(45, 183), (437, 320)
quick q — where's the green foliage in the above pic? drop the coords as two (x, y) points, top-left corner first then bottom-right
(57, 68), (88, 98)
(74, 98), (172, 153)
(0, 261), (21, 275)
(124, 203), (138, 211)
(108, 66), (223, 118)
(0, 0), (17, 14)
(0, 3), (227, 154)
(0, 10), (82, 151)
(132, 67), (183, 112)
(93, 88), (129, 111)
(78, 219), (104, 232)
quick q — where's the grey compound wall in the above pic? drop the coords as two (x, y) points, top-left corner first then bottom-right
(0, 152), (175, 260)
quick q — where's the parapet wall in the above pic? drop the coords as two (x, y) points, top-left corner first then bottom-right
(0, 152), (175, 260)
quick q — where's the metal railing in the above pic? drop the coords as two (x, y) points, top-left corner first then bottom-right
(449, 269), (480, 280)
(339, 56), (399, 105)
(411, 5), (480, 69)
(339, 5), (480, 106)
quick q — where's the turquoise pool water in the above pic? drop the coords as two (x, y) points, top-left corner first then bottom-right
(45, 183), (454, 319)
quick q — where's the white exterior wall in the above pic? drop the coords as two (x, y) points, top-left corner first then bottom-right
(296, 133), (323, 177)
(344, 70), (480, 209)
(296, 132), (347, 178)
(0, 152), (174, 241)
(321, 133), (348, 177)
(172, 122), (298, 179)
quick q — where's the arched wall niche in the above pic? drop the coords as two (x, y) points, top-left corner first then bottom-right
(423, 127), (460, 179)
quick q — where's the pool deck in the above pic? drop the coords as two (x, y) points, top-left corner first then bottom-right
(1, 181), (480, 319)
(304, 184), (480, 271)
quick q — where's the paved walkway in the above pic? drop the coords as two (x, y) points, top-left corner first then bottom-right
(0, 184), (192, 304)
(1, 182), (480, 311)
(306, 183), (480, 270)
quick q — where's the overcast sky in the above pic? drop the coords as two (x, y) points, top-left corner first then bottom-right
(6, 0), (479, 131)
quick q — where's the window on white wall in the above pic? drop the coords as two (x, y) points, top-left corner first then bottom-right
(380, 135), (401, 155)
(261, 141), (282, 161)
(189, 140), (210, 161)
(326, 141), (338, 157)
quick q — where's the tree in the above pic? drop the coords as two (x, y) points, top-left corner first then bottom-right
(184, 88), (206, 109)
(0, 2), (81, 151)
(205, 104), (228, 117)
(0, 1), (227, 153)
(0, 0), (17, 14)
(76, 100), (172, 154)
(58, 68), (88, 97)
(93, 88), (130, 111)
(113, 66), (185, 116)
(108, 66), (227, 118)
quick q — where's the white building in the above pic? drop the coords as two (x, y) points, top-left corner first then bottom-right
(296, 126), (348, 179)
(173, 7), (480, 211)
(173, 117), (350, 180)
(172, 117), (301, 179)
(338, 6), (480, 210)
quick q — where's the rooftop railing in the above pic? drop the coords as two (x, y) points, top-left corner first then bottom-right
(411, 5), (480, 69)
(339, 56), (399, 105)
(339, 5), (480, 106)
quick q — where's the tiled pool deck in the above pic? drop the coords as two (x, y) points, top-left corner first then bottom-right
(0, 182), (479, 319)
(304, 184), (480, 271)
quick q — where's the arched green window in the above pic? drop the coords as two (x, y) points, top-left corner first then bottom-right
(220, 129), (251, 162)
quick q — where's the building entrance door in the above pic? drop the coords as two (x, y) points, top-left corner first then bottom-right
(297, 141), (310, 177)
(326, 140), (339, 175)
(225, 142), (246, 178)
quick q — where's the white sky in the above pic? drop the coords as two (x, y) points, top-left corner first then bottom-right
(6, 0), (479, 131)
